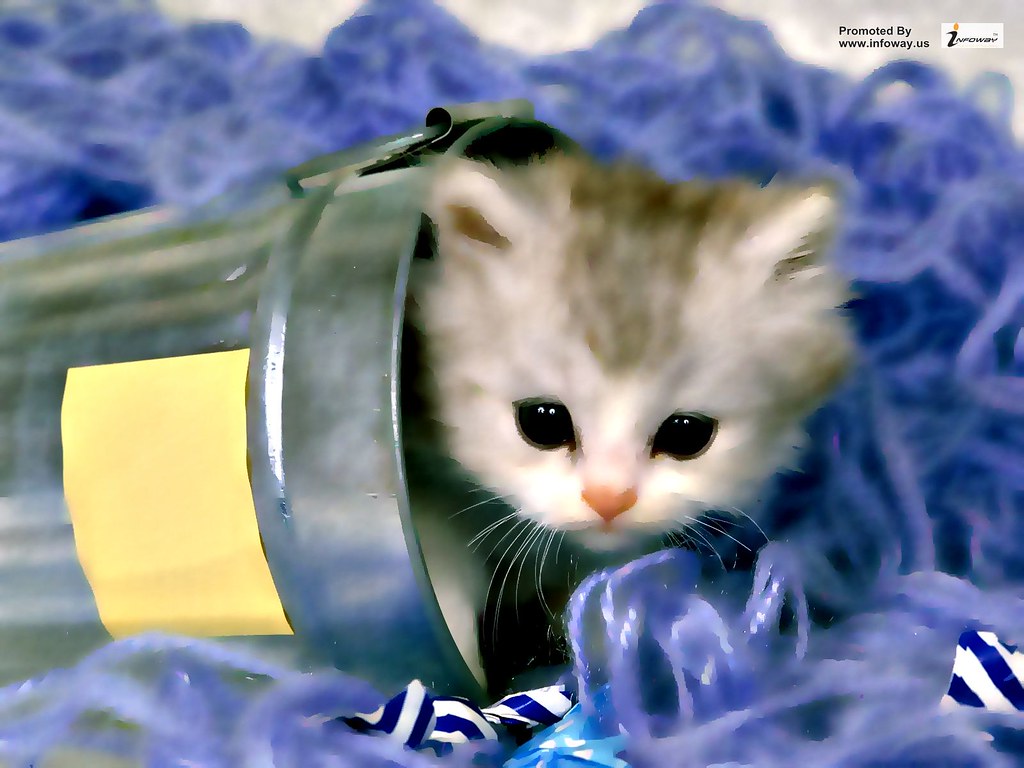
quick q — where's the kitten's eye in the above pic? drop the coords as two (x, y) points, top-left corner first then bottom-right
(651, 413), (716, 460)
(514, 400), (576, 450)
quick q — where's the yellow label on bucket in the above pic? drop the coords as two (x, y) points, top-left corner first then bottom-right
(61, 349), (293, 638)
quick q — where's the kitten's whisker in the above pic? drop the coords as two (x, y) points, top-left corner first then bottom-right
(482, 519), (530, 633)
(668, 530), (695, 551)
(536, 528), (557, 620)
(468, 512), (520, 548)
(692, 517), (751, 552)
(489, 520), (537, 648)
(511, 526), (545, 626)
(725, 504), (769, 543)
(486, 520), (532, 606)
(699, 514), (743, 529)
(553, 530), (565, 566)
(449, 493), (504, 519)
(684, 498), (769, 544)
(678, 519), (725, 571)
(471, 518), (520, 552)
(474, 513), (524, 557)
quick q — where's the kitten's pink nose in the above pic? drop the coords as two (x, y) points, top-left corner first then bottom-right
(581, 485), (638, 523)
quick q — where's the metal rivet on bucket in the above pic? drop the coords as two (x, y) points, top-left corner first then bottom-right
(0, 101), (577, 701)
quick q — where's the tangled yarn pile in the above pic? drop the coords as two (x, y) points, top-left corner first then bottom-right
(1, 0), (1023, 765)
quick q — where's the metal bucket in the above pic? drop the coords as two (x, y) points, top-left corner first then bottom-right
(0, 102), (575, 701)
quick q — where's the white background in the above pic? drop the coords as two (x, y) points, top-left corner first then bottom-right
(155, 0), (1023, 134)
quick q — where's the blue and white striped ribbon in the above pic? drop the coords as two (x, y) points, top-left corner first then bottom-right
(944, 629), (1024, 713)
(345, 680), (576, 750)
(485, 685), (579, 729)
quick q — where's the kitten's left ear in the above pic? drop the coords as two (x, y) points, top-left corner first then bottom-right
(738, 183), (840, 281)
(425, 159), (531, 255)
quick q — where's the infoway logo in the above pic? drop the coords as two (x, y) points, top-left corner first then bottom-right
(942, 22), (1004, 49)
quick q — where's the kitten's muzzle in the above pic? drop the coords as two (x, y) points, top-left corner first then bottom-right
(581, 485), (638, 524)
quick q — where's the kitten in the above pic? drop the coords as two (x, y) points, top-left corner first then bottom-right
(406, 152), (854, 688)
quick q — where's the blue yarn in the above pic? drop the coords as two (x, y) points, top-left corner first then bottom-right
(0, 0), (1022, 765)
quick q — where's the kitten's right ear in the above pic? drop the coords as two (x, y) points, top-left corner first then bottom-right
(735, 183), (841, 284)
(425, 160), (528, 256)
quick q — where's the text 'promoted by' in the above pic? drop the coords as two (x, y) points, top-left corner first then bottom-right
(838, 26), (929, 50)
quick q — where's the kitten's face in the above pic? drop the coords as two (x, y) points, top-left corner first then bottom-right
(413, 154), (853, 551)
